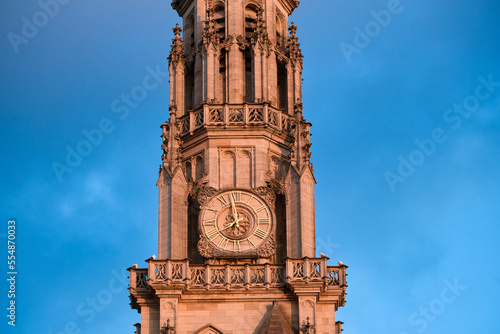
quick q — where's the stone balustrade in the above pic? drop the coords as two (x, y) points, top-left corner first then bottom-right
(128, 268), (148, 290)
(176, 103), (297, 137)
(128, 257), (347, 291)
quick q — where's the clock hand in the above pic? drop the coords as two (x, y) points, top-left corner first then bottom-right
(220, 222), (235, 231)
(229, 193), (239, 222)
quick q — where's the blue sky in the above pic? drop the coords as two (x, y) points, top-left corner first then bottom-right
(1, 0), (499, 333)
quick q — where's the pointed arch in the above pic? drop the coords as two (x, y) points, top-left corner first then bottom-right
(211, 2), (227, 103)
(244, 3), (259, 40)
(244, 3), (259, 103)
(276, 11), (286, 47)
(212, 2), (226, 41)
(194, 324), (226, 334)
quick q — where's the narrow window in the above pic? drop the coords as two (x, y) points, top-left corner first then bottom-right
(185, 62), (195, 111)
(277, 61), (287, 110)
(244, 49), (254, 102)
(219, 49), (227, 103)
(214, 5), (225, 42)
(214, 5), (226, 103)
(276, 14), (284, 48)
(185, 161), (192, 180)
(195, 156), (204, 180)
(244, 5), (258, 103)
(244, 6), (258, 41)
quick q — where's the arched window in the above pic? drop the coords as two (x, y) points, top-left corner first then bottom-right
(244, 5), (258, 41)
(276, 14), (285, 48)
(212, 4), (227, 103)
(185, 161), (192, 180)
(184, 12), (195, 53)
(244, 5), (258, 103)
(213, 4), (225, 42)
(195, 156), (204, 180)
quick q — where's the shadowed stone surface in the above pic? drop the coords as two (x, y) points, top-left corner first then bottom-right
(258, 304), (294, 334)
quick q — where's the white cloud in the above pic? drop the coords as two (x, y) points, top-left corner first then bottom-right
(83, 173), (115, 204)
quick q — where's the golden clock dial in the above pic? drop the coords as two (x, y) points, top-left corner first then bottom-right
(200, 190), (272, 253)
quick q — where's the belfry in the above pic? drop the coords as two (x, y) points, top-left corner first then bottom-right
(127, 1), (348, 333)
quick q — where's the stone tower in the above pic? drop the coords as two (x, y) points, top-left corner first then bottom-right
(128, 1), (348, 333)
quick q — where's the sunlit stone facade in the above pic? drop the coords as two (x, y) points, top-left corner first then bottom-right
(128, 1), (348, 333)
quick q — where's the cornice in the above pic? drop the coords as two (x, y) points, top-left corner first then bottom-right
(171, 0), (194, 17)
(277, 0), (300, 15)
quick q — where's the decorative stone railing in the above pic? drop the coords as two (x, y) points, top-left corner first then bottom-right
(128, 268), (149, 291)
(129, 258), (347, 291)
(176, 103), (297, 137)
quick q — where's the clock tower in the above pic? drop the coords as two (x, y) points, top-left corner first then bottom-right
(128, 1), (348, 333)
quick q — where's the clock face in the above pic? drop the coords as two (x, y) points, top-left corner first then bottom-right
(200, 190), (273, 253)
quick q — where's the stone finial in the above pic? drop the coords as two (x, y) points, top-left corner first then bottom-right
(289, 22), (297, 37)
(202, 7), (219, 47)
(287, 22), (303, 63)
(169, 23), (184, 63)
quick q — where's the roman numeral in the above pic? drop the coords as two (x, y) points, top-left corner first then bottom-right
(203, 219), (216, 226)
(206, 228), (219, 240)
(231, 191), (241, 202)
(218, 237), (229, 249)
(217, 195), (228, 205)
(233, 240), (241, 251)
(246, 195), (254, 205)
(247, 239), (255, 247)
(258, 218), (270, 225)
(207, 207), (219, 213)
(254, 206), (265, 213)
(254, 228), (267, 239)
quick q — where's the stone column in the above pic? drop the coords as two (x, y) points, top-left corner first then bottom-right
(140, 303), (160, 334)
(195, 51), (204, 106)
(268, 51), (278, 106)
(158, 169), (189, 259)
(285, 166), (316, 258)
(286, 60), (294, 115)
(175, 61), (185, 117)
(227, 0), (244, 103)
(205, 47), (216, 102)
(294, 62), (303, 107)
(253, 46), (263, 102)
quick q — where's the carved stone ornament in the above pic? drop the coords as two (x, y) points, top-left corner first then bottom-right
(129, 294), (140, 311)
(220, 35), (234, 52)
(163, 300), (177, 310)
(161, 122), (170, 163)
(254, 186), (276, 209)
(197, 235), (214, 258)
(196, 185), (219, 207)
(257, 234), (276, 258)
(266, 178), (286, 195)
(301, 299), (316, 308)
(236, 35), (249, 51)
(202, 7), (219, 48)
